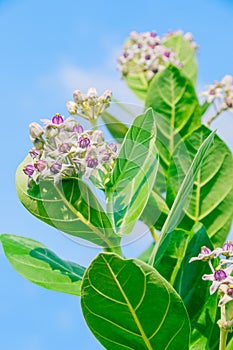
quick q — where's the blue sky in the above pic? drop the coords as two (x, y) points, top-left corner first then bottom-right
(0, 0), (233, 349)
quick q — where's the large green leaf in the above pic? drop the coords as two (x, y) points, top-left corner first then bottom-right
(105, 108), (159, 234)
(149, 130), (215, 266)
(145, 64), (201, 174)
(167, 125), (233, 246)
(163, 35), (197, 85)
(125, 72), (149, 101)
(0, 234), (85, 295)
(81, 253), (190, 350)
(16, 162), (120, 248)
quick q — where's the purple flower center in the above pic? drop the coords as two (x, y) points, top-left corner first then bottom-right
(150, 31), (156, 37)
(123, 52), (130, 58)
(52, 114), (64, 125)
(50, 162), (62, 174)
(58, 143), (71, 154)
(164, 51), (171, 58)
(29, 149), (40, 159)
(86, 156), (98, 168)
(209, 89), (216, 95)
(23, 164), (35, 177)
(108, 142), (117, 153)
(79, 135), (90, 148)
(200, 246), (211, 255)
(223, 241), (233, 252)
(214, 269), (227, 281)
(72, 124), (84, 133)
(34, 159), (47, 172)
(145, 54), (151, 60)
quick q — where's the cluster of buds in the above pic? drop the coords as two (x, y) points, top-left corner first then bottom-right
(162, 30), (198, 51)
(190, 241), (233, 307)
(23, 113), (118, 185)
(117, 30), (182, 81)
(66, 88), (112, 121)
(117, 29), (197, 81)
(200, 75), (233, 114)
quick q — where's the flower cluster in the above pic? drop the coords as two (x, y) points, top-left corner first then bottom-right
(117, 30), (182, 81)
(200, 75), (233, 113)
(117, 29), (197, 81)
(23, 113), (118, 184)
(66, 88), (112, 121)
(190, 241), (233, 307)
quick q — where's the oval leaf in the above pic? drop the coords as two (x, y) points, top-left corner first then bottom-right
(16, 162), (119, 248)
(145, 64), (200, 173)
(0, 234), (85, 295)
(81, 253), (190, 350)
(167, 125), (233, 246)
(106, 108), (159, 234)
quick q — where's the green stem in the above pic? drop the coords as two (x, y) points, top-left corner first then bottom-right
(91, 118), (98, 130)
(207, 107), (227, 127)
(219, 305), (228, 350)
(104, 245), (123, 256)
(149, 226), (159, 243)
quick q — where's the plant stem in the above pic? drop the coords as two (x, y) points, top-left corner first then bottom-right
(91, 118), (98, 130)
(219, 305), (228, 350)
(149, 226), (159, 243)
(207, 107), (226, 127)
(104, 245), (123, 256)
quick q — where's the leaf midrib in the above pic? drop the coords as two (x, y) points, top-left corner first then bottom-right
(102, 255), (153, 350)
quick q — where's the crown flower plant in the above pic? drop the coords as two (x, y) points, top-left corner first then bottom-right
(1, 28), (233, 350)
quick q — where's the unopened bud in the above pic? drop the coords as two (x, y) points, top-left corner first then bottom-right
(66, 101), (77, 115)
(29, 122), (44, 139)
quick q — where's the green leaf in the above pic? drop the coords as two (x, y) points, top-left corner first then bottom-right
(163, 35), (197, 85)
(16, 163), (120, 248)
(155, 223), (218, 345)
(140, 189), (169, 230)
(125, 72), (149, 101)
(0, 234), (85, 295)
(106, 108), (159, 234)
(149, 130), (216, 266)
(101, 111), (128, 142)
(190, 294), (218, 350)
(81, 253), (190, 350)
(145, 64), (201, 174)
(167, 125), (233, 246)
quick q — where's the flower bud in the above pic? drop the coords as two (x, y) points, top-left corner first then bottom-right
(66, 101), (77, 115)
(73, 90), (83, 103)
(87, 88), (98, 106)
(29, 122), (44, 139)
(92, 130), (104, 144)
(23, 164), (35, 176)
